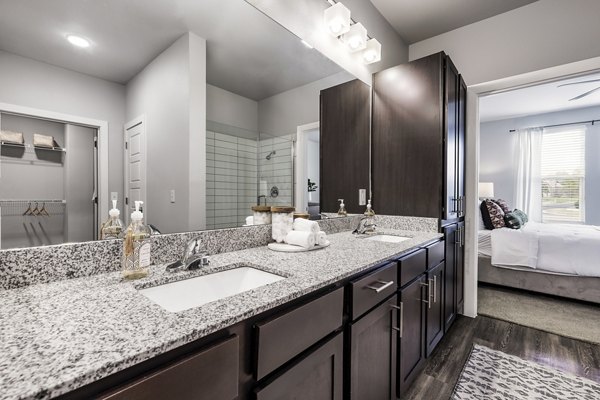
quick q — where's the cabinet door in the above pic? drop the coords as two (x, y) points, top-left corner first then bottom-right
(397, 276), (427, 397)
(255, 333), (343, 400)
(444, 57), (459, 221)
(320, 79), (371, 214)
(349, 295), (397, 400)
(456, 221), (465, 313)
(443, 224), (457, 332)
(101, 336), (239, 400)
(426, 262), (445, 356)
(457, 76), (467, 217)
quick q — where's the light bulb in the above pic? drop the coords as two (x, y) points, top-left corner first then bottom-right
(324, 2), (351, 37)
(362, 38), (382, 64)
(343, 23), (367, 53)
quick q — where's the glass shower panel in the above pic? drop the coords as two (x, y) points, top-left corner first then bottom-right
(258, 133), (294, 207)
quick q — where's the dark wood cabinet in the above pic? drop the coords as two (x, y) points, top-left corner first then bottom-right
(443, 224), (458, 332)
(348, 295), (398, 400)
(426, 262), (445, 356)
(372, 51), (466, 223)
(397, 275), (427, 397)
(456, 221), (465, 313)
(255, 333), (343, 400)
(100, 336), (239, 400)
(320, 79), (371, 214)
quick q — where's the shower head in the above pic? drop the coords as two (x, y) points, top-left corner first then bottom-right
(266, 150), (276, 160)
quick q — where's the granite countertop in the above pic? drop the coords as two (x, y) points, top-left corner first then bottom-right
(0, 229), (441, 400)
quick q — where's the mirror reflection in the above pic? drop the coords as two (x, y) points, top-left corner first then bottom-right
(0, 0), (359, 249)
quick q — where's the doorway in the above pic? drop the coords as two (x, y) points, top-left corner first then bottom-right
(295, 122), (320, 217)
(124, 116), (147, 225)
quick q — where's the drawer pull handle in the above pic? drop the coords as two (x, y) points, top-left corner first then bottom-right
(433, 275), (437, 303)
(366, 280), (394, 293)
(392, 302), (403, 338)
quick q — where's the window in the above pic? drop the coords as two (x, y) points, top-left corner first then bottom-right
(541, 125), (586, 223)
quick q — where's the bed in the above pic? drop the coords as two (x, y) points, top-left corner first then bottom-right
(478, 223), (600, 304)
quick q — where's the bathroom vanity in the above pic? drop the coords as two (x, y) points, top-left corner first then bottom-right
(0, 216), (458, 400)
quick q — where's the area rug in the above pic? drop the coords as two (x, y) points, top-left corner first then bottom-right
(452, 345), (600, 399)
(478, 286), (600, 344)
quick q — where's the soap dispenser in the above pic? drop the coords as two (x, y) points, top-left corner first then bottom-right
(364, 199), (375, 217)
(100, 200), (124, 240)
(122, 201), (151, 280)
(337, 199), (347, 216)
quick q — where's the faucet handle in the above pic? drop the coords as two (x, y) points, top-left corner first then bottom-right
(183, 238), (203, 261)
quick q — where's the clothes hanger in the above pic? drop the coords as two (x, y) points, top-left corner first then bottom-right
(31, 202), (40, 216)
(39, 202), (50, 217)
(22, 202), (33, 216)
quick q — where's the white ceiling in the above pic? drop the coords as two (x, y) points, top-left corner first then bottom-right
(0, 0), (342, 100)
(480, 71), (600, 122)
(369, 0), (538, 44)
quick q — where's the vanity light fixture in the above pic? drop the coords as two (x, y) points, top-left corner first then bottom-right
(66, 34), (90, 48)
(343, 22), (367, 52)
(363, 38), (381, 64)
(324, 2), (351, 37)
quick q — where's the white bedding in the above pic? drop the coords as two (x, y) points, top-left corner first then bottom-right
(490, 222), (600, 277)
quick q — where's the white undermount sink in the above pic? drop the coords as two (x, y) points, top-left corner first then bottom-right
(364, 235), (411, 244)
(139, 267), (285, 312)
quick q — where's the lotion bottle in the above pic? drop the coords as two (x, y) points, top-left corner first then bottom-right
(337, 199), (347, 216)
(122, 201), (151, 280)
(100, 200), (124, 239)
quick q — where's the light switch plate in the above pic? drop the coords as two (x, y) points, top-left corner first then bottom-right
(359, 189), (367, 206)
(170, 190), (176, 203)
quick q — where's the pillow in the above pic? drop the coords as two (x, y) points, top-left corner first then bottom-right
(480, 200), (505, 230)
(492, 198), (511, 214)
(504, 212), (524, 229)
(478, 206), (485, 230)
(512, 209), (529, 223)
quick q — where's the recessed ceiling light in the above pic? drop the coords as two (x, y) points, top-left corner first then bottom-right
(66, 34), (90, 48)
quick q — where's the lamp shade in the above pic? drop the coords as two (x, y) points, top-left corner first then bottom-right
(478, 182), (494, 198)
(324, 2), (351, 37)
(363, 38), (381, 64)
(343, 22), (367, 52)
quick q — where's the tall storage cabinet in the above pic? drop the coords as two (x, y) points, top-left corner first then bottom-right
(373, 51), (466, 338)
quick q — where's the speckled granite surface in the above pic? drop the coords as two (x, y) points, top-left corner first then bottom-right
(0, 216), (367, 290)
(374, 215), (438, 232)
(0, 228), (440, 400)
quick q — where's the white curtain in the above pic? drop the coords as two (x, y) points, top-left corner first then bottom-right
(514, 128), (543, 222)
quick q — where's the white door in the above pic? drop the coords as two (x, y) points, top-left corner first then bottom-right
(124, 117), (146, 224)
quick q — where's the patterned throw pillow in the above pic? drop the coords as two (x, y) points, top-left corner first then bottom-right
(504, 212), (523, 229)
(480, 200), (506, 230)
(513, 209), (529, 223)
(492, 198), (511, 214)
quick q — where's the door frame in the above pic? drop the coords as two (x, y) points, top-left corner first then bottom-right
(463, 55), (600, 318)
(123, 115), (147, 225)
(294, 121), (319, 213)
(0, 102), (109, 234)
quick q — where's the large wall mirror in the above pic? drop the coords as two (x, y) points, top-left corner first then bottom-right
(0, 0), (367, 249)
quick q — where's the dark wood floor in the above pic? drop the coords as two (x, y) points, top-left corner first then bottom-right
(403, 315), (600, 400)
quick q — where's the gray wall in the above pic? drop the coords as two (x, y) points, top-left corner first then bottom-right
(409, 0), (600, 85)
(480, 106), (600, 225)
(258, 71), (354, 137)
(207, 84), (258, 132)
(126, 32), (207, 234)
(0, 50), (126, 199)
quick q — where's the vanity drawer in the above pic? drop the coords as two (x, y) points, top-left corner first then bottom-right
(398, 249), (427, 287)
(101, 335), (239, 400)
(349, 261), (398, 320)
(426, 240), (445, 269)
(254, 287), (344, 380)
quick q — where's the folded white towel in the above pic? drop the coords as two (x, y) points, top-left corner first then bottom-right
(33, 133), (56, 148)
(293, 218), (319, 234)
(245, 216), (254, 226)
(316, 231), (328, 246)
(0, 130), (24, 145)
(285, 231), (316, 249)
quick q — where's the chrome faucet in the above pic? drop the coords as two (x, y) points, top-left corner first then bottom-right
(166, 238), (210, 272)
(353, 216), (377, 235)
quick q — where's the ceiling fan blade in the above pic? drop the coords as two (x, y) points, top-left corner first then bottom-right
(558, 79), (600, 88)
(569, 86), (600, 101)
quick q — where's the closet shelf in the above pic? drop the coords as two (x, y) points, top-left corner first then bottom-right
(0, 199), (66, 204)
(0, 141), (66, 152)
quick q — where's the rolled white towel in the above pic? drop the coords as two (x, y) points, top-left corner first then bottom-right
(293, 218), (319, 234)
(245, 216), (254, 226)
(285, 231), (316, 249)
(316, 231), (329, 246)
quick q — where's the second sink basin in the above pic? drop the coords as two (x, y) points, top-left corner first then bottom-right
(364, 235), (411, 244)
(139, 267), (285, 312)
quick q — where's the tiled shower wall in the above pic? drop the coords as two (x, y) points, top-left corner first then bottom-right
(206, 125), (258, 230)
(258, 134), (294, 207)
